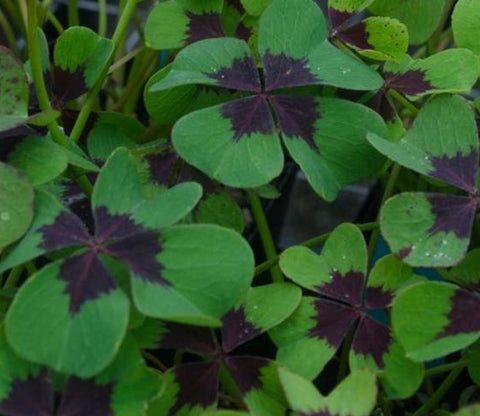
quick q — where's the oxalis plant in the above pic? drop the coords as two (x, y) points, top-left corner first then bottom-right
(1, 0), (480, 414)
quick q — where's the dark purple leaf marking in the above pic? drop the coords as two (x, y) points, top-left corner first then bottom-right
(93, 206), (144, 243)
(262, 50), (318, 91)
(225, 356), (266, 395)
(57, 377), (114, 416)
(438, 288), (480, 338)
(268, 94), (319, 150)
(52, 66), (88, 103)
(398, 246), (412, 260)
(384, 70), (432, 96)
(316, 270), (365, 307)
(0, 124), (34, 140)
(234, 22), (252, 42)
(352, 315), (391, 367)
(309, 298), (358, 347)
(0, 370), (53, 416)
(365, 287), (393, 310)
(145, 152), (179, 186)
(39, 211), (91, 252)
(159, 323), (217, 354)
(328, 8), (354, 31)
(206, 56), (261, 92)
(221, 96), (275, 142)
(426, 194), (476, 239)
(59, 251), (117, 314)
(430, 151), (479, 194)
(104, 231), (167, 285)
(185, 11), (224, 45)
(221, 306), (260, 353)
(226, 0), (245, 13)
(170, 361), (220, 414)
(337, 22), (372, 50)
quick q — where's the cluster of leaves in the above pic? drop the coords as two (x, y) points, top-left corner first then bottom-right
(1, 0), (480, 414)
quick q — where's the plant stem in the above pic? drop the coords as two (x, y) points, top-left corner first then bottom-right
(141, 350), (167, 372)
(108, 45), (143, 75)
(69, 0), (137, 143)
(412, 364), (466, 416)
(424, 360), (468, 376)
(388, 89), (419, 116)
(0, 7), (19, 54)
(27, 0), (67, 147)
(254, 222), (378, 276)
(46, 9), (64, 33)
(98, 0), (107, 37)
(67, 0), (79, 26)
(248, 192), (283, 283)
(367, 164), (401, 264)
(4, 266), (23, 289)
(428, 0), (456, 54)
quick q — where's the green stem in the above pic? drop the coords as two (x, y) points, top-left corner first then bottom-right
(67, 0), (79, 26)
(4, 266), (23, 289)
(412, 364), (465, 416)
(388, 89), (419, 116)
(0, 7), (19, 54)
(27, 0), (67, 146)
(367, 163), (401, 264)
(69, 0), (137, 142)
(248, 192), (283, 283)
(424, 360), (468, 376)
(108, 45), (143, 75)
(46, 9), (64, 33)
(1, 0), (26, 39)
(141, 350), (167, 372)
(428, 0), (456, 54)
(98, 0), (107, 37)
(377, 391), (392, 416)
(254, 222), (378, 277)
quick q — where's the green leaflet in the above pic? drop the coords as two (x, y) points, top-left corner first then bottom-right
(452, 0), (480, 55)
(0, 162), (35, 250)
(369, 0), (445, 45)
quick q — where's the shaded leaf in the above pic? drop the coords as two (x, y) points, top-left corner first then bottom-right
(452, 0), (480, 55)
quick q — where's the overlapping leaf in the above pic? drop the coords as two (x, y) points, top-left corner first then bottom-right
(2, 147), (254, 375)
(328, 0), (408, 61)
(382, 50), (478, 100)
(271, 224), (423, 398)
(453, 0), (480, 55)
(369, 0), (445, 45)
(368, 95), (479, 267)
(147, 283), (301, 415)
(0, 162), (34, 250)
(0, 333), (161, 415)
(151, 0), (385, 199)
(279, 367), (378, 416)
(393, 249), (480, 361)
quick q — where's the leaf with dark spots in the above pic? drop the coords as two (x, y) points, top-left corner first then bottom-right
(104, 231), (167, 285)
(57, 378), (114, 416)
(426, 194), (476, 239)
(60, 251), (117, 314)
(384, 70), (432, 95)
(185, 11), (225, 45)
(430, 151), (479, 193)
(262, 50), (318, 91)
(0, 370), (53, 416)
(158, 323), (217, 354)
(365, 287), (393, 310)
(145, 152), (180, 186)
(206, 56), (261, 92)
(221, 306), (260, 353)
(53, 65), (88, 103)
(225, 356), (266, 395)
(268, 94), (319, 149)
(221, 96), (275, 141)
(337, 22), (372, 50)
(170, 361), (220, 414)
(93, 206), (144, 243)
(352, 315), (391, 368)
(39, 210), (91, 252)
(315, 270), (365, 307)
(438, 289), (480, 338)
(309, 298), (358, 348)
